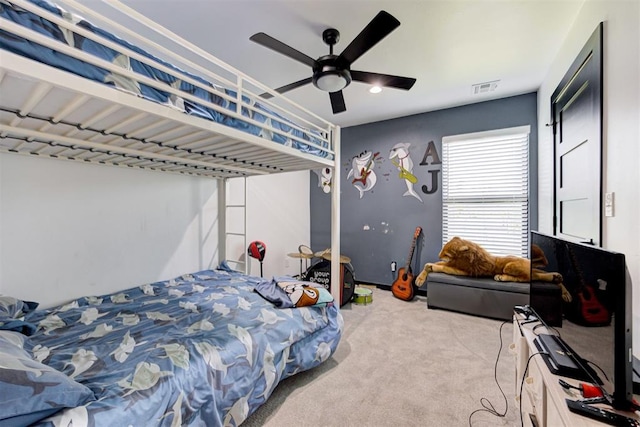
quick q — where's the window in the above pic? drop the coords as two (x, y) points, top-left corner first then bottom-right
(442, 126), (529, 257)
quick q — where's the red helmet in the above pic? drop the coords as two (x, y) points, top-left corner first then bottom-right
(247, 241), (266, 262)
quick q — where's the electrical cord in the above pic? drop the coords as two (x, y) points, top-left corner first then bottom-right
(519, 352), (546, 427)
(532, 323), (545, 335)
(586, 359), (610, 382)
(468, 321), (509, 426)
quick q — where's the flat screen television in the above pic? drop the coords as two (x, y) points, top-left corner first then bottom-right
(529, 231), (634, 410)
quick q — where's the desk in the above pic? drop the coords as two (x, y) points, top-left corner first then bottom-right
(511, 314), (640, 426)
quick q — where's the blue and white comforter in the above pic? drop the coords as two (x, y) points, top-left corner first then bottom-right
(23, 268), (343, 426)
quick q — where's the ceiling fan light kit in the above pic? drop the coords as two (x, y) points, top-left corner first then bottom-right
(250, 10), (416, 114)
(313, 28), (351, 92)
(314, 70), (351, 92)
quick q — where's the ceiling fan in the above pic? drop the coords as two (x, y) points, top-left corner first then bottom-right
(250, 10), (416, 114)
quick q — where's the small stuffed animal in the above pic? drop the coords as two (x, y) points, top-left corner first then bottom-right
(279, 283), (320, 307)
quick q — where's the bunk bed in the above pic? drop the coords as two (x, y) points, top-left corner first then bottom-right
(0, 0), (343, 425)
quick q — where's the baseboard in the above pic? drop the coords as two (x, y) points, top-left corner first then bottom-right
(357, 281), (427, 297)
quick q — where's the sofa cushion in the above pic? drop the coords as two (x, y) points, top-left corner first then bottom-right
(426, 272), (529, 294)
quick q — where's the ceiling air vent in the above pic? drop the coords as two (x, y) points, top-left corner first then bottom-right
(472, 80), (499, 95)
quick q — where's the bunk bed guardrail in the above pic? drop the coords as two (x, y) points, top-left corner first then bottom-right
(0, 0), (338, 179)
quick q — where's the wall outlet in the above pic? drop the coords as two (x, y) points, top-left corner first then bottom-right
(391, 261), (397, 272)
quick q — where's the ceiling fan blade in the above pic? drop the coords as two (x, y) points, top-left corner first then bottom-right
(260, 77), (313, 99)
(329, 91), (346, 114)
(351, 70), (416, 90)
(250, 33), (316, 68)
(338, 11), (400, 65)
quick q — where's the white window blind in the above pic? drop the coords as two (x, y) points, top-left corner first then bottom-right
(442, 126), (529, 257)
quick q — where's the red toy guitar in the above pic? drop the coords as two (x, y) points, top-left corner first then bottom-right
(566, 244), (610, 326)
(351, 152), (380, 186)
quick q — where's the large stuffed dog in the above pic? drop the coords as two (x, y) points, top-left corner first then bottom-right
(416, 236), (571, 302)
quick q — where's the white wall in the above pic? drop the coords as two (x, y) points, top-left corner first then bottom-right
(537, 0), (640, 355)
(0, 153), (218, 307)
(245, 172), (311, 279)
(0, 153), (309, 308)
(222, 172), (311, 279)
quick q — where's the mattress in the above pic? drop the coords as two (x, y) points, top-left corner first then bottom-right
(12, 267), (343, 426)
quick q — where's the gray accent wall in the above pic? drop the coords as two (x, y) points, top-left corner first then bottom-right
(311, 93), (538, 288)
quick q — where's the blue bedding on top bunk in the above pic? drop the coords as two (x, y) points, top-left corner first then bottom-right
(14, 267), (342, 426)
(0, 0), (331, 159)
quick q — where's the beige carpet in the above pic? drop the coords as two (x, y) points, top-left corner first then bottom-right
(243, 287), (520, 426)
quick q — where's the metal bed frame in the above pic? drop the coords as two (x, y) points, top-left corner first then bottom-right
(0, 0), (344, 300)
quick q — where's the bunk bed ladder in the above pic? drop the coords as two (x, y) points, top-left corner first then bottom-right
(220, 177), (248, 274)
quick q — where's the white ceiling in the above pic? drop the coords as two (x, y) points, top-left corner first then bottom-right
(106, 0), (585, 128)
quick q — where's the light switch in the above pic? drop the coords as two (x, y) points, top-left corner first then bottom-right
(605, 192), (614, 217)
